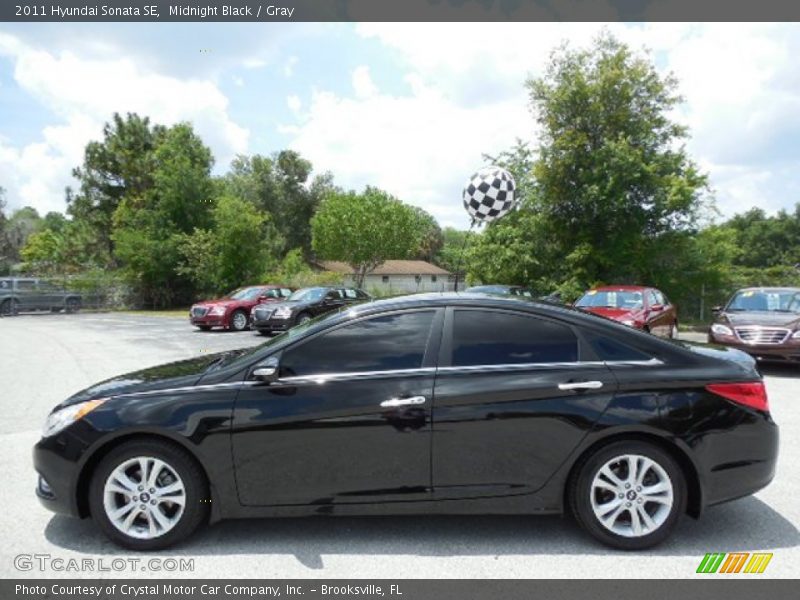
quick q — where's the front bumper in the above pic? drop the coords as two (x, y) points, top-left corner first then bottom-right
(708, 333), (800, 362)
(33, 433), (84, 518)
(252, 317), (292, 333)
(190, 314), (227, 328)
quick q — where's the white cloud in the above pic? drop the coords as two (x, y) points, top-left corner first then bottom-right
(283, 55), (298, 77)
(286, 94), (302, 114)
(284, 75), (529, 228)
(340, 23), (800, 221)
(0, 31), (249, 213)
(351, 65), (378, 99)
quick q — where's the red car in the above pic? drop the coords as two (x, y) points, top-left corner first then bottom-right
(190, 285), (293, 332)
(574, 285), (678, 338)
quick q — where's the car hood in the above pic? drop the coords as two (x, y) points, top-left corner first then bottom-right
(262, 299), (305, 311)
(57, 351), (235, 408)
(193, 298), (240, 308)
(580, 307), (637, 320)
(718, 311), (800, 328)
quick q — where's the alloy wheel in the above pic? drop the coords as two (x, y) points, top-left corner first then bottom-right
(231, 311), (247, 331)
(589, 454), (674, 538)
(103, 456), (186, 540)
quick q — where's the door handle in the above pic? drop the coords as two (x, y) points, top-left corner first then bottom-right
(380, 396), (427, 408)
(558, 381), (603, 391)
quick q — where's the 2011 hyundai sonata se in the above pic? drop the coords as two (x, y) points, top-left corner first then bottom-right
(33, 293), (778, 550)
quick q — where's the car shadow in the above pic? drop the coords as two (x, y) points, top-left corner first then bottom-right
(44, 496), (798, 567)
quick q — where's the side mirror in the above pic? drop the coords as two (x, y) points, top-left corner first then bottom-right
(257, 295), (269, 302)
(711, 306), (722, 314)
(252, 357), (279, 383)
(650, 304), (664, 312)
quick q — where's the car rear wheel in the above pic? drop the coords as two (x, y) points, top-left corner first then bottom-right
(296, 312), (312, 325)
(65, 297), (81, 313)
(89, 439), (208, 550)
(569, 441), (686, 550)
(1, 298), (19, 316)
(669, 322), (678, 339)
(230, 309), (248, 332)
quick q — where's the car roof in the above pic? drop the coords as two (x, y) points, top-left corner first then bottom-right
(736, 287), (800, 293)
(590, 285), (649, 292)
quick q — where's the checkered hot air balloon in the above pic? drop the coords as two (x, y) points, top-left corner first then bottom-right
(462, 166), (516, 224)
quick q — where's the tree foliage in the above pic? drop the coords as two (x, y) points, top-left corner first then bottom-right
(311, 187), (422, 288)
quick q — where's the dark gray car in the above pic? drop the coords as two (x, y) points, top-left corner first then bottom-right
(0, 277), (82, 316)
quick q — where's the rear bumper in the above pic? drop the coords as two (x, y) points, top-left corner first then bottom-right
(707, 334), (800, 362)
(700, 413), (779, 508)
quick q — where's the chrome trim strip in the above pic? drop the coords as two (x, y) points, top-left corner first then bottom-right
(272, 367), (437, 386)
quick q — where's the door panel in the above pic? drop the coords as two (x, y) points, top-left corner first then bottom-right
(232, 371), (435, 506)
(431, 307), (618, 499)
(432, 364), (617, 498)
(231, 308), (443, 506)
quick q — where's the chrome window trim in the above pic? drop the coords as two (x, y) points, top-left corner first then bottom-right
(250, 357), (664, 386)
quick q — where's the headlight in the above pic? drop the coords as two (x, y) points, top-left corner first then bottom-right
(208, 305), (226, 316)
(791, 330), (800, 339)
(711, 323), (734, 336)
(274, 307), (293, 319)
(42, 398), (107, 438)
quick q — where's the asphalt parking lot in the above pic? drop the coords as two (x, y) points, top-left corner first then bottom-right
(0, 312), (797, 578)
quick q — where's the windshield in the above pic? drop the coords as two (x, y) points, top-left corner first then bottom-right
(726, 290), (800, 313)
(576, 290), (643, 309)
(288, 287), (327, 302)
(226, 287), (265, 301)
(224, 307), (345, 366)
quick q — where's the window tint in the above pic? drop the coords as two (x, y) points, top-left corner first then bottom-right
(452, 310), (578, 366)
(343, 289), (358, 299)
(647, 290), (659, 306)
(584, 333), (651, 362)
(16, 280), (35, 291)
(280, 311), (435, 376)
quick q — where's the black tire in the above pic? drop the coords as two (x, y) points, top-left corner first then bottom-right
(65, 297), (81, 314)
(296, 312), (312, 325)
(0, 298), (18, 316)
(669, 321), (678, 339)
(197, 325), (212, 331)
(568, 440), (686, 550)
(89, 439), (209, 551)
(229, 309), (249, 332)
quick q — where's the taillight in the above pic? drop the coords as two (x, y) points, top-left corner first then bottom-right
(705, 382), (769, 412)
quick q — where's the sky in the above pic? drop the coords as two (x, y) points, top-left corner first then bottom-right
(0, 22), (798, 229)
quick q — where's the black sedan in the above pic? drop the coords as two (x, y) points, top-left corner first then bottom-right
(250, 286), (370, 335)
(33, 293), (778, 550)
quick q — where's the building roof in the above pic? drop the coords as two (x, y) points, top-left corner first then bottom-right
(316, 260), (451, 276)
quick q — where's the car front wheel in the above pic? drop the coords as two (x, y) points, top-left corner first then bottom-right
(569, 441), (686, 550)
(89, 439), (209, 550)
(229, 309), (248, 331)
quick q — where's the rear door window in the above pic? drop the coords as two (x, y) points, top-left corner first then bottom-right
(451, 310), (578, 366)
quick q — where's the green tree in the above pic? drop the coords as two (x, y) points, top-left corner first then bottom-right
(527, 33), (709, 286)
(112, 123), (214, 306)
(222, 151), (334, 254)
(411, 206), (443, 262)
(311, 187), (422, 288)
(69, 113), (165, 264)
(178, 195), (281, 296)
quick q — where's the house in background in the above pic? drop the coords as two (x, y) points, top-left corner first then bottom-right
(314, 260), (453, 294)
